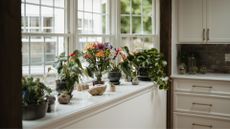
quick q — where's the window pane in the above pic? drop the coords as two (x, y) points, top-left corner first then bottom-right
(93, 0), (107, 14)
(143, 37), (153, 49)
(41, 0), (53, 6)
(30, 37), (44, 66)
(78, 12), (83, 33)
(42, 7), (53, 33)
(78, 0), (84, 10)
(132, 0), (141, 15)
(54, 8), (65, 33)
(84, 0), (92, 12)
(132, 16), (141, 34)
(121, 37), (131, 49)
(83, 12), (93, 34)
(55, 0), (65, 8)
(121, 16), (130, 34)
(120, 0), (130, 14)
(45, 38), (56, 64)
(133, 37), (143, 51)
(143, 16), (152, 34)
(143, 0), (152, 16)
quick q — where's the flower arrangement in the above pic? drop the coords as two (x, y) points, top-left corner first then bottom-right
(83, 42), (113, 84)
(51, 50), (83, 95)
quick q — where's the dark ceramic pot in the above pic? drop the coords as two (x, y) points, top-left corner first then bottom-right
(22, 101), (48, 120)
(56, 80), (74, 95)
(108, 71), (122, 85)
(138, 67), (151, 81)
(93, 80), (104, 86)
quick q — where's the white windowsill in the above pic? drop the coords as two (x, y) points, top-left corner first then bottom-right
(23, 80), (155, 129)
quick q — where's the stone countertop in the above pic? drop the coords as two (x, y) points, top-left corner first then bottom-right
(23, 81), (155, 129)
(171, 73), (230, 81)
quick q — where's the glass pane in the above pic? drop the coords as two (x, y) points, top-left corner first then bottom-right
(83, 12), (93, 34)
(30, 16), (40, 32)
(57, 37), (66, 55)
(42, 7), (53, 32)
(41, 0), (53, 6)
(78, 0), (83, 10)
(84, 0), (92, 12)
(132, 16), (141, 34)
(121, 37), (131, 50)
(26, 0), (39, 4)
(133, 37), (143, 51)
(143, 37), (153, 49)
(45, 39), (56, 64)
(121, 16), (130, 34)
(143, 16), (152, 34)
(22, 36), (30, 75)
(143, 0), (152, 16)
(102, 15), (106, 34)
(55, 0), (65, 8)
(93, 14), (102, 34)
(93, 0), (107, 14)
(132, 0), (141, 15)
(54, 8), (65, 33)
(79, 37), (87, 50)
(78, 12), (83, 33)
(120, 0), (131, 14)
(30, 36), (43, 66)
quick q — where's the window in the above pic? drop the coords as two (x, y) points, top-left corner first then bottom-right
(21, 0), (68, 86)
(120, 0), (157, 51)
(76, 0), (113, 50)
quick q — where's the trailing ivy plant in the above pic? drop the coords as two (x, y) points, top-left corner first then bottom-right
(122, 46), (169, 90)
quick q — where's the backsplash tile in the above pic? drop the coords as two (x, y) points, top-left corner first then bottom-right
(177, 44), (230, 73)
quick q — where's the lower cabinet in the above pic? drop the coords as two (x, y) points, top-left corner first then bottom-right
(48, 88), (166, 129)
(173, 78), (230, 129)
(174, 112), (230, 129)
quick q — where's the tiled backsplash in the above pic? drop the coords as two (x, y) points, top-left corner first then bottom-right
(177, 44), (230, 73)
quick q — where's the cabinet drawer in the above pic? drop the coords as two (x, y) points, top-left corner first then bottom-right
(174, 93), (230, 117)
(174, 79), (230, 95)
(174, 113), (230, 129)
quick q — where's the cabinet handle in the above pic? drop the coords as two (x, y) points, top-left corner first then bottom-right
(192, 102), (212, 107)
(207, 28), (210, 41)
(192, 123), (213, 128)
(203, 28), (206, 41)
(192, 85), (213, 89)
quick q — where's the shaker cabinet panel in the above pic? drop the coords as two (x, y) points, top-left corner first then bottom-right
(178, 0), (204, 43)
(207, 0), (230, 42)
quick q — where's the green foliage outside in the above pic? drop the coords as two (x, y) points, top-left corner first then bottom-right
(120, 0), (152, 34)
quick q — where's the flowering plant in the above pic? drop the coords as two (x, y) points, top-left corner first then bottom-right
(51, 50), (83, 94)
(83, 42), (113, 83)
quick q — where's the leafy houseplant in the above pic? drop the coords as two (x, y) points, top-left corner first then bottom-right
(122, 46), (169, 90)
(83, 42), (113, 85)
(22, 76), (52, 120)
(52, 50), (83, 96)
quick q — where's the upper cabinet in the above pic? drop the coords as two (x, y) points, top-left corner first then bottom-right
(178, 0), (230, 43)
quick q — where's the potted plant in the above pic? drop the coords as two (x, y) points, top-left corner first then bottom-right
(51, 50), (83, 101)
(22, 76), (52, 120)
(108, 63), (122, 85)
(122, 46), (168, 90)
(83, 42), (113, 85)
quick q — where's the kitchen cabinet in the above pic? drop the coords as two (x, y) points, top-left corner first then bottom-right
(173, 78), (230, 129)
(178, 0), (230, 43)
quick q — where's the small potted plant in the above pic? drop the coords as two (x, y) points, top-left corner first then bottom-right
(22, 76), (52, 120)
(108, 63), (122, 85)
(121, 46), (168, 90)
(83, 42), (113, 85)
(51, 50), (83, 103)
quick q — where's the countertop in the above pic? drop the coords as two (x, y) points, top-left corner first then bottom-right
(23, 81), (155, 129)
(171, 73), (230, 81)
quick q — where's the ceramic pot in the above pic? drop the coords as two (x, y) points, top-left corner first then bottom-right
(137, 67), (151, 81)
(22, 101), (48, 120)
(108, 71), (121, 85)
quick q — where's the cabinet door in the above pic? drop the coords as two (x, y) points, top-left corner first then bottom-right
(207, 0), (230, 43)
(178, 0), (205, 43)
